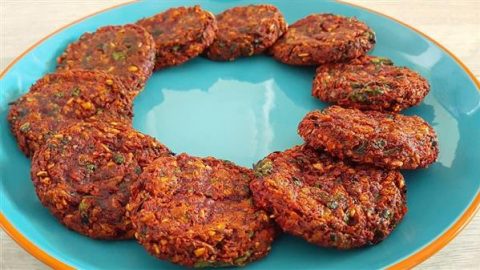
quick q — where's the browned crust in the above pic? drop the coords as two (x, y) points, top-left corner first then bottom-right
(205, 4), (287, 61)
(270, 14), (375, 65)
(312, 55), (430, 112)
(128, 154), (275, 267)
(30, 121), (172, 240)
(137, 5), (217, 69)
(250, 145), (407, 249)
(8, 70), (133, 157)
(298, 106), (439, 169)
(57, 24), (156, 96)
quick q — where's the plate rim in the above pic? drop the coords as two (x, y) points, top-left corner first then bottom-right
(0, 1), (479, 269)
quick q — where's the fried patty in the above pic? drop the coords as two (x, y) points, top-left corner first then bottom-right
(270, 14), (375, 66)
(128, 154), (275, 267)
(8, 70), (133, 157)
(298, 106), (439, 169)
(250, 145), (407, 249)
(137, 5), (217, 69)
(205, 4), (287, 61)
(57, 24), (155, 96)
(31, 121), (172, 239)
(312, 56), (430, 112)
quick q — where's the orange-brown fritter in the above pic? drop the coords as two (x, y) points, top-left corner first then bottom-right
(137, 5), (217, 69)
(205, 4), (287, 61)
(128, 154), (275, 268)
(8, 70), (133, 157)
(57, 24), (155, 96)
(270, 14), (375, 66)
(31, 121), (172, 240)
(298, 106), (439, 169)
(312, 55), (430, 112)
(250, 145), (407, 249)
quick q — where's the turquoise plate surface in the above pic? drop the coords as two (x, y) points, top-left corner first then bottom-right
(1, 0), (479, 269)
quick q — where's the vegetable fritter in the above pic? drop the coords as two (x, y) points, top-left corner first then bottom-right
(57, 24), (156, 96)
(8, 70), (133, 157)
(137, 5), (217, 69)
(31, 121), (172, 239)
(270, 14), (375, 65)
(128, 154), (275, 267)
(312, 55), (430, 112)
(206, 4), (287, 61)
(298, 106), (438, 169)
(250, 145), (407, 249)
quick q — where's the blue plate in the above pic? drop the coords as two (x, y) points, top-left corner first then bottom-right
(1, 0), (479, 269)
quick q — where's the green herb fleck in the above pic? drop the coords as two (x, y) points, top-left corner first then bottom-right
(54, 92), (64, 98)
(79, 199), (90, 212)
(371, 57), (393, 66)
(112, 51), (126, 61)
(234, 250), (253, 265)
(172, 45), (181, 52)
(348, 87), (384, 103)
(292, 176), (302, 186)
(366, 31), (376, 43)
(372, 139), (387, 150)
(85, 164), (96, 173)
(71, 87), (81, 97)
(134, 166), (142, 175)
(113, 153), (125, 164)
(327, 200), (338, 210)
(19, 122), (30, 133)
(382, 209), (392, 220)
(353, 141), (367, 155)
(253, 159), (273, 177)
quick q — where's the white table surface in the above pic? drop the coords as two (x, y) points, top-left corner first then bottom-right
(1, 1), (479, 269)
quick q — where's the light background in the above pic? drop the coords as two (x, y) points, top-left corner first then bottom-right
(1, 1), (479, 269)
